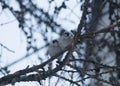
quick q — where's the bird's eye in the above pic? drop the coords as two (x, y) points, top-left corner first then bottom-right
(64, 32), (70, 37)
(52, 40), (58, 43)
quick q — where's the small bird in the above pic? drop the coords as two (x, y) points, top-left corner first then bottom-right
(47, 32), (73, 61)
(47, 40), (62, 58)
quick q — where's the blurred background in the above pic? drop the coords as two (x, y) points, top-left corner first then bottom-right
(0, 0), (120, 86)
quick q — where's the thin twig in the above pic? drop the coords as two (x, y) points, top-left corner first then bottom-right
(0, 43), (14, 53)
(0, 19), (16, 26)
(54, 74), (81, 86)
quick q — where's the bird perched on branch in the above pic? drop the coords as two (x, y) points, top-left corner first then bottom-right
(47, 32), (73, 61)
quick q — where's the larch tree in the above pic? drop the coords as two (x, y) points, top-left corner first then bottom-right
(0, 0), (120, 86)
